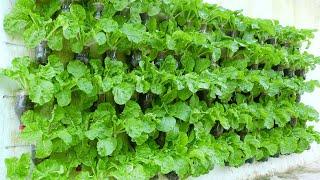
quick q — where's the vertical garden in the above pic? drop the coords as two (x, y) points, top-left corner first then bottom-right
(2, 0), (320, 179)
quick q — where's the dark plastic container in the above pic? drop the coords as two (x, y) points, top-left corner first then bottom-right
(35, 41), (50, 65)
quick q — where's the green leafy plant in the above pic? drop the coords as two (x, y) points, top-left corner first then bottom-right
(2, 0), (320, 179)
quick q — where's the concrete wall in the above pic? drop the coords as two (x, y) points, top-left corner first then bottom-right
(1, 0), (320, 180)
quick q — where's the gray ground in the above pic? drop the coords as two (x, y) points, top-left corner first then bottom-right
(258, 161), (320, 180)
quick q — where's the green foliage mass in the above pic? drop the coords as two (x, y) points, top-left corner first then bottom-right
(2, 0), (320, 179)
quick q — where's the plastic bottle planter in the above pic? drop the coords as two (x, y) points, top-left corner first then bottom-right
(140, 13), (149, 25)
(93, 2), (104, 19)
(265, 38), (277, 45)
(75, 46), (90, 64)
(15, 90), (32, 120)
(120, 7), (130, 18)
(138, 93), (153, 110)
(155, 51), (166, 68)
(284, 68), (295, 78)
(156, 131), (166, 149)
(200, 24), (207, 33)
(61, 0), (71, 12)
(272, 65), (284, 74)
(35, 41), (50, 65)
(296, 94), (301, 103)
(295, 69), (306, 79)
(130, 50), (142, 68)
(245, 158), (254, 164)
(165, 171), (179, 180)
(290, 117), (298, 127)
(210, 122), (224, 138)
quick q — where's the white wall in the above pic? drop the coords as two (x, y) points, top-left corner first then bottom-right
(0, 1), (33, 179)
(1, 1), (320, 180)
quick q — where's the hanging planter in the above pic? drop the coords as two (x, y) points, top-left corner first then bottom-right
(154, 51), (166, 68)
(130, 50), (142, 68)
(210, 122), (224, 138)
(105, 50), (117, 61)
(284, 68), (295, 78)
(140, 13), (150, 25)
(14, 90), (32, 120)
(61, 0), (71, 12)
(138, 93), (153, 110)
(75, 46), (90, 64)
(93, 2), (104, 19)
(35, 41), (50, 65)
(200, 23), (208, 33)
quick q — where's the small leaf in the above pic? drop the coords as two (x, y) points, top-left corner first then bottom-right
(112, 82), (135, 105)
(56, 89), (71, 107)
(97, 138), (117, 156)
(77, 78), (93, 94)
(121, 23), (146, 43)
(157, 117), (176, 132)
(36, 139), (53, 158)
(95, 32), (107, 45)
(67, 61), (88, 79)
(97, 18), (118, 33)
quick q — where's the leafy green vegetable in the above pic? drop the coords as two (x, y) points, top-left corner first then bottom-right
(2, 0), (320, 179)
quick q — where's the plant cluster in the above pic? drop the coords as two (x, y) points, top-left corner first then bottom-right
(2, 0), (320, 179)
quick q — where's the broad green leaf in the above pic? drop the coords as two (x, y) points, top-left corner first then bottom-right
(48, 35), (63, 51)
(97, 18), (118, 33)
(67, 61), (88, 79)
(121, 23), (146, 43)
(157, 117), (176, 132)
(169, 102), (191, 121)
(97, 138), (117, 156)
(29, 79), (54, 105)
(57, 129), (73, 145)
(55, 89), (71, 107)
(36, 139), (53, 158)
(77, 78), (93, 94)
(112, 82), (135, 105)
(95, 32), (107, 45)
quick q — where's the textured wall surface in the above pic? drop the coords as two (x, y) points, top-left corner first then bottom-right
(1, 1), (320, 180)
